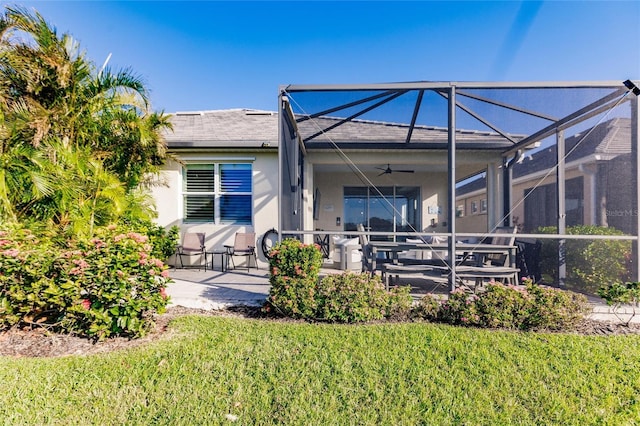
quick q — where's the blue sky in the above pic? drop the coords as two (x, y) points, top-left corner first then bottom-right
(5, 1), (639, 113)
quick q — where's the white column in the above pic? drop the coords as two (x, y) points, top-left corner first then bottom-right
(486, 162), (502, 230)
(303, 162), (315, 245)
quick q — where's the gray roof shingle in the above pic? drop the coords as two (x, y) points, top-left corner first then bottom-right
(513, 117), (630, 178)
(163, 109), (279, 149)
(162, 108), (525, 150)
(297, 116), (522, 150)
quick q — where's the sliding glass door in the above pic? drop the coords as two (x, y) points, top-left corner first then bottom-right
(344, 186), (420, 240)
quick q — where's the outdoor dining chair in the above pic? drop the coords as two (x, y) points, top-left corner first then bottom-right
(175, 232), (207, 270)
(454, 226), (520, 287)
(225, 232), (258, 271)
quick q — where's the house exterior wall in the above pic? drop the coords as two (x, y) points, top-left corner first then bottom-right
(311, 171), (449, 236)
(455, 191), (489, 233)
(513, 167), (586, 232)
(151, 151), (279, 267)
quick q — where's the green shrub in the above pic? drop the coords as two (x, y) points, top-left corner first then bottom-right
(438, 288), (481, 326)
(264, 238), (323, 319)
(264, 239), (413, 323)
(316, 273), (389, 323)
(386, 285), (414, 321)
(598, 281), (640, 325)
(537, 225), (631, 293)
(0, 226), (57, 327)
(426, 281), (589, 331)
(0, 223), (171, 339)
(524, 281), (590, 330)
(475, 284), (531, 329)
(414, 294), (441, 321)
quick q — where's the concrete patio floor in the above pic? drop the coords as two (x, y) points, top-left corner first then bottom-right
(166, 267), (639, 324)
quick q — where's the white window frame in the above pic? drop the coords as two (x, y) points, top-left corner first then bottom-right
(480, 198), (487, 213)
(182, 160), (253, 225)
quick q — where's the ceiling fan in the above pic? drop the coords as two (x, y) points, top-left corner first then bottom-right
(375, 164), (415, 176)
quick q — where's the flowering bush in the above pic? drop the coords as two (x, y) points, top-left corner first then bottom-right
(264, 239), (413, 323)
(385, 285), (414, 321)
(419, 280), (589, 331)
(0, 223), (171, 339)
(264, 238), (323, 319)
(119, 218), (179, 260)
(414, 294), (441, 321)
(438, 288), (481, 326)
(0, 226), (57, 327)
(316, 273), (389, 323)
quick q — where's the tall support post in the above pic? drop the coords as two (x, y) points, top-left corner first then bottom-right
(631, 92), (640, 281)
(556, 129), (567, 287)
(448, 85), (457, 292)
(487, 163), (503, 231)
(502, 157), (512, 227)
(303, 163), (314, 245)
(277, 91), (284, 243)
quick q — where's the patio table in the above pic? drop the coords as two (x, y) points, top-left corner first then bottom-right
(368, 241), (517, 273)
(207, 249), (228, 272)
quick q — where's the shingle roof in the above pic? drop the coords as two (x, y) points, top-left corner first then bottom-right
(297, 116), (523, 150)
(513, 117), (631, 178)
(456, 117), (631, 195)
(162, 109), (279, 149)
(162, 108), (524, 151)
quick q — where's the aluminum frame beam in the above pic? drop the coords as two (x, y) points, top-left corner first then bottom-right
(282, 81), (625, 93)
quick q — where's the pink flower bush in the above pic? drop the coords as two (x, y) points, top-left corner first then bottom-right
(2, 248), (19, 257)
(0, 223), (173, 339)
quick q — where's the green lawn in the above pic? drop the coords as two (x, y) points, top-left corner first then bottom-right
(1, 316), (639, 425)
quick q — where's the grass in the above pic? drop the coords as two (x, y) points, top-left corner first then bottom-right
(1, 316), (639, 425)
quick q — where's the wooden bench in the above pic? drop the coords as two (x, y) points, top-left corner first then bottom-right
(382, 263), (449, 291)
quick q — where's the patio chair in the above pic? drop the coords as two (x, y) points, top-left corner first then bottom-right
(454, 227), (520, 287)
(357, 223), (394, 274)
(357, 223), (374, 273)
(225, 232), (258, 271)
(176, 232), (207, 270)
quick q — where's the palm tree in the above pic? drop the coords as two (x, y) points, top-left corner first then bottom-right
(0, 5), (171, 234)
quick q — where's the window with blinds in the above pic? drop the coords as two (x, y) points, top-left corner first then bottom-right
(183, 163), (252, 224)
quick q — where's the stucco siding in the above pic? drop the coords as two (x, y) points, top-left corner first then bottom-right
(151, 152), (279, 267)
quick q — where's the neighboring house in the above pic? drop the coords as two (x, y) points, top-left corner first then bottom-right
(457, 117), (634, 234)
(150, 109), (279, 267)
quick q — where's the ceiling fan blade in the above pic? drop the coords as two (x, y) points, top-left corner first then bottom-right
(396, 170), (415, 173)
